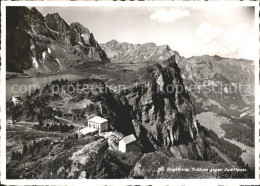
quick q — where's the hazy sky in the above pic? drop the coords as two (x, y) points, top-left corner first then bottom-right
(37, 6), (255, 60)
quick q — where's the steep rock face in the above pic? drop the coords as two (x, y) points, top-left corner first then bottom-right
(100, 40), (178, 63)
(45, 13), (71, 35)
(70, 22), (109, 63)
(6, 7), (34, 72)
(70, 22), (90, 35)
(126, 56), (198, 147)
(6, 6), (110, 73)
(95, 56), (206, 158)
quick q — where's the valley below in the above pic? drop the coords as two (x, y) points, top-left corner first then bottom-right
(196, 112), (254, 169)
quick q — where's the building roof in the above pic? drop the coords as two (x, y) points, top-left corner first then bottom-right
(12, 96), (21, 98)
(88, 116), (108, 124)
(120, 134), (136, 144)
(12, 96), (22, 100)
(77, 127), (97, 135)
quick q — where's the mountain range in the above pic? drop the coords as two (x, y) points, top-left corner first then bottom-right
(101, 39), (254, 117)
(100, 39), (178, 63)
(6, 7), (255, 179)
(6, 6), (255, 102)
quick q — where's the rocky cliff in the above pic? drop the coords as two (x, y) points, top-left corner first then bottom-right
(6, 7), (110, 73)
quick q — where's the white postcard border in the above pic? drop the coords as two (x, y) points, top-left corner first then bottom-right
(1, 1), (259, 185)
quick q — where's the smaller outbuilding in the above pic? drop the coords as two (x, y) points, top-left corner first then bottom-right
(118, 134), (141, 153)
(77, 127), (98, 138)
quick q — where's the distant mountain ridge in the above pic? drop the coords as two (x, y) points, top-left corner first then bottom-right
(6, 7), (110, 73)
(100, 39), (178, 63)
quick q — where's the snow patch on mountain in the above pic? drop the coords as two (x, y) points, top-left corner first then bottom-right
(42, 51), (46, 59)
(55, 58), (66, 70)
(30, 45), (35, 50)
(47, 47), (51, 54)
(32, 57), (39, 68)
